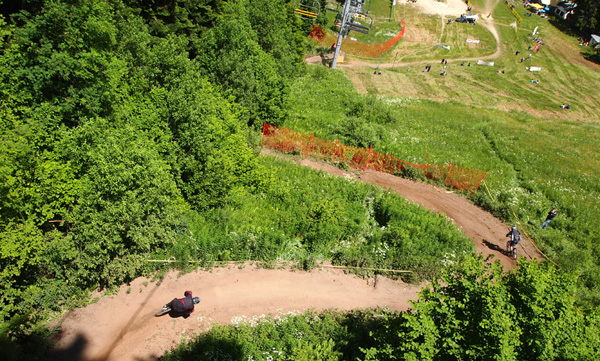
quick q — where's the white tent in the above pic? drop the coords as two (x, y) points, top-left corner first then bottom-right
(591, 35), (600, 45)
(477, 60), (494, 66)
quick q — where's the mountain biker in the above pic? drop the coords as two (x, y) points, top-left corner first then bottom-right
(506, 226), (521, 255)
(165, 291), (195, 317)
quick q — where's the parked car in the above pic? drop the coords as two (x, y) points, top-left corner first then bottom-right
(455, 16), (475, 24)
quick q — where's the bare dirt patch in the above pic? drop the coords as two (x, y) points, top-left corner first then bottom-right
(48, 264), (421, 361)
(409, 0), (468, 18)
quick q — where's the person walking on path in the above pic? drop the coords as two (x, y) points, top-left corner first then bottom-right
(541, 208), (558, 229)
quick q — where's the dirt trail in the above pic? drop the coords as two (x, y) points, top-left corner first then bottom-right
(48, 264), (422, 361)
(289, 150), (542, 267)
(49, 149), (543, 361)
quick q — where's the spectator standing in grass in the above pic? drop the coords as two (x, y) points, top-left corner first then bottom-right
(541, 208), (558, 229)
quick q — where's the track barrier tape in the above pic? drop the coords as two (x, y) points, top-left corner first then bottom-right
(141, 259), (413, 273)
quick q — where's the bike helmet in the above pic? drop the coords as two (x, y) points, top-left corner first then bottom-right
(193, 296), (201, 304)
(512, 226), (517, 230)
(184, 290), (192, 297)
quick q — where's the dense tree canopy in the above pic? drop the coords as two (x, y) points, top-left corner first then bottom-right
(363, 257), (600, 361)
(573, 0), (600, 35)
(196, 0), (306, 127)
(0, 0), (294, 327)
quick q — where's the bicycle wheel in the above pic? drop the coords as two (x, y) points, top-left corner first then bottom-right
(155, 305), (171, 317)
(513, 245), (518, 260)
(506, 241), (512, 256)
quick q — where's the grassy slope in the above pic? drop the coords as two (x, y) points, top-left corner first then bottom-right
(291, 0), (600, 305)
(338, 1), (600, 121)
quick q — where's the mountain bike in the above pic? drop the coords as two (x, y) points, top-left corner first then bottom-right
(506, 241), (518, 260)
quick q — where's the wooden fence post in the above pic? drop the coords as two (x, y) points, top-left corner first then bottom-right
(364, 145), (372, 171)
(445, 162), (452, 187)
(261, 122), (267, 144)
(333, 138), (338, 163)
(305, 134), (313, 158)
(471, 171), (488, 194)
(424, 153), (428, 177)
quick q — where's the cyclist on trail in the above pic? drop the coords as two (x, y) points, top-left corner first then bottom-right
(165, 291), (196, 317)
(506, 226), (521, 256)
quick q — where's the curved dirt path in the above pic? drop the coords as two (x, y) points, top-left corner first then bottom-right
(48, 3), (535, 359)
(48, 148), (543, 361)
(286, 150), (542, 267)
(48, 264), (422, 361)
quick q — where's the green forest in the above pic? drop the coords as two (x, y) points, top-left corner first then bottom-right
(1, 0), (600, 360)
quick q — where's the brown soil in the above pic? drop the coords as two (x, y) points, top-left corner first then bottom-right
(48, 149), (543, 361)
(48, 262), (421, 361)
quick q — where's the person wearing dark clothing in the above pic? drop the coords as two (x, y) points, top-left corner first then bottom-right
(506, 226), (521, 253)
(541, 208), (557, 229)
(168, 291), (195, 316)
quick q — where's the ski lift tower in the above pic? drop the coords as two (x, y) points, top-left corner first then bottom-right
(329, 0), (372, 68)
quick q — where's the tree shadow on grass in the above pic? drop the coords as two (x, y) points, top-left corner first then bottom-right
(547, 16), (600, 65)
(1, 312), (58, 361)
(157, 333), (244, 361)
(157, 309), (398, 360)
(582, 52), (600, 64)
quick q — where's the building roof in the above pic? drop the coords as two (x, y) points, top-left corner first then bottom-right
(558, 1), (577, 11)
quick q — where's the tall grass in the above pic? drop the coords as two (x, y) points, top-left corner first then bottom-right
(168, 155), (473, 282)
(161, 309), (389, 361)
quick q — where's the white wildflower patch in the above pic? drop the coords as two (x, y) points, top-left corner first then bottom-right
(262, 348), (283, 361)
(304, 314), (321, 325)
(377, 96), (422, 107)
(232, 310), (302, 328)
(374, 242), (390, 259)
(400, 136), (421, 144)
(343, 173), (357, 182)
(441, 252), (457, 267)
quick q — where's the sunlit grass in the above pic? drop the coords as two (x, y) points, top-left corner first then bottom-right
(287, 64), (600, 305)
